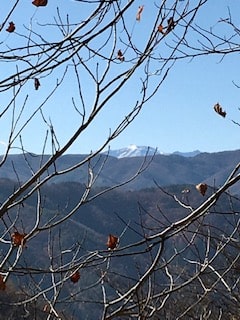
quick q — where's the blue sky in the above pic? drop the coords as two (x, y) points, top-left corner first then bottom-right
(0, 1), (240, 155)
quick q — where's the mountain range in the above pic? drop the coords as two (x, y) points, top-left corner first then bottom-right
(0, 147), (239, 191)
(0, 147), (239, 318)
(104, 144), (201, 158)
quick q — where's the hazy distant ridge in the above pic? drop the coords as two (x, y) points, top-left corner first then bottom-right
(0, 148), (239, 191)
(104, 145), (201, 158)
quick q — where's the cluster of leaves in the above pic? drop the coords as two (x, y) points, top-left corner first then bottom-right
(6, 0), (47, 34)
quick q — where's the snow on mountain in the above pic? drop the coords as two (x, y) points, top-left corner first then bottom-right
(105, 145), (160, 158)
(104, 145), (201, 159)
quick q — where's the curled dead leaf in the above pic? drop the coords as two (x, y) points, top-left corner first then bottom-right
(34, 78), (40, 90)
(157, 24), (164, 34)
(6, 22), (15, 33)
(11, 231), (26, 247)
(214, 103), (226, 118)
(136, 5), (144, 21)
(196, 183), (208, 196)
(32, 0), (48, 7)
(117, 49), (124, 62)
(70, 270), (80, 283)
(167, 17), (175, 32)
(107, 234), (118, 250)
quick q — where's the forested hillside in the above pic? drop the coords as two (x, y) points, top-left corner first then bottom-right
(0, 178), (239, 318)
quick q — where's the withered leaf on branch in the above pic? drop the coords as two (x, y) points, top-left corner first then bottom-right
(157, 24), (164, 34)
(107, 234), (118, 250)
(34, 78), (40, 90)
(6, 22), (15, 33)
(136, 5), (144, 21)
(11, 231), (26, 247)
(196, 183), (208, 196)
(167, 17), (175, 32)
(117, 49), (124, 62)
(70, 270), (80, 283)
(214, 103), (226, 118)
(32, 0), (48, 7)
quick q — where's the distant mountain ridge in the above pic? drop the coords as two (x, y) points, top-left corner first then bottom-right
(104, 144), (201, 158)
(104, 145), (160, 158)
(0, 148), (240, 191)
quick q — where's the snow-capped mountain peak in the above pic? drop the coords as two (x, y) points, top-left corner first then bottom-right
(103, 145), (201, 159)
(105, 145), (161, 158)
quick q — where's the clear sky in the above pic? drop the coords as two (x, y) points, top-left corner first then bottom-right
(0, 1), (240, 155)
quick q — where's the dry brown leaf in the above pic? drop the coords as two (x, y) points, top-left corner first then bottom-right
(196, 183), (208, 196)
(11, 231), (26, 247)
(214, 103), (226, 118)
(167, 17), (175, 32)
(32, 0), (48, 7)
(117, 49), (124, 62)
(34, 78), (40, 90)
(157, 24), (164, 34)
(70, 270), (80, 283)
(136, 5), (144, 21)
(107, 234), (118, 250)
(6, 22), (15, 33)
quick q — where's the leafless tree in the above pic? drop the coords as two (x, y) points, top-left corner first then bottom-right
(0, 0), (239, 319)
